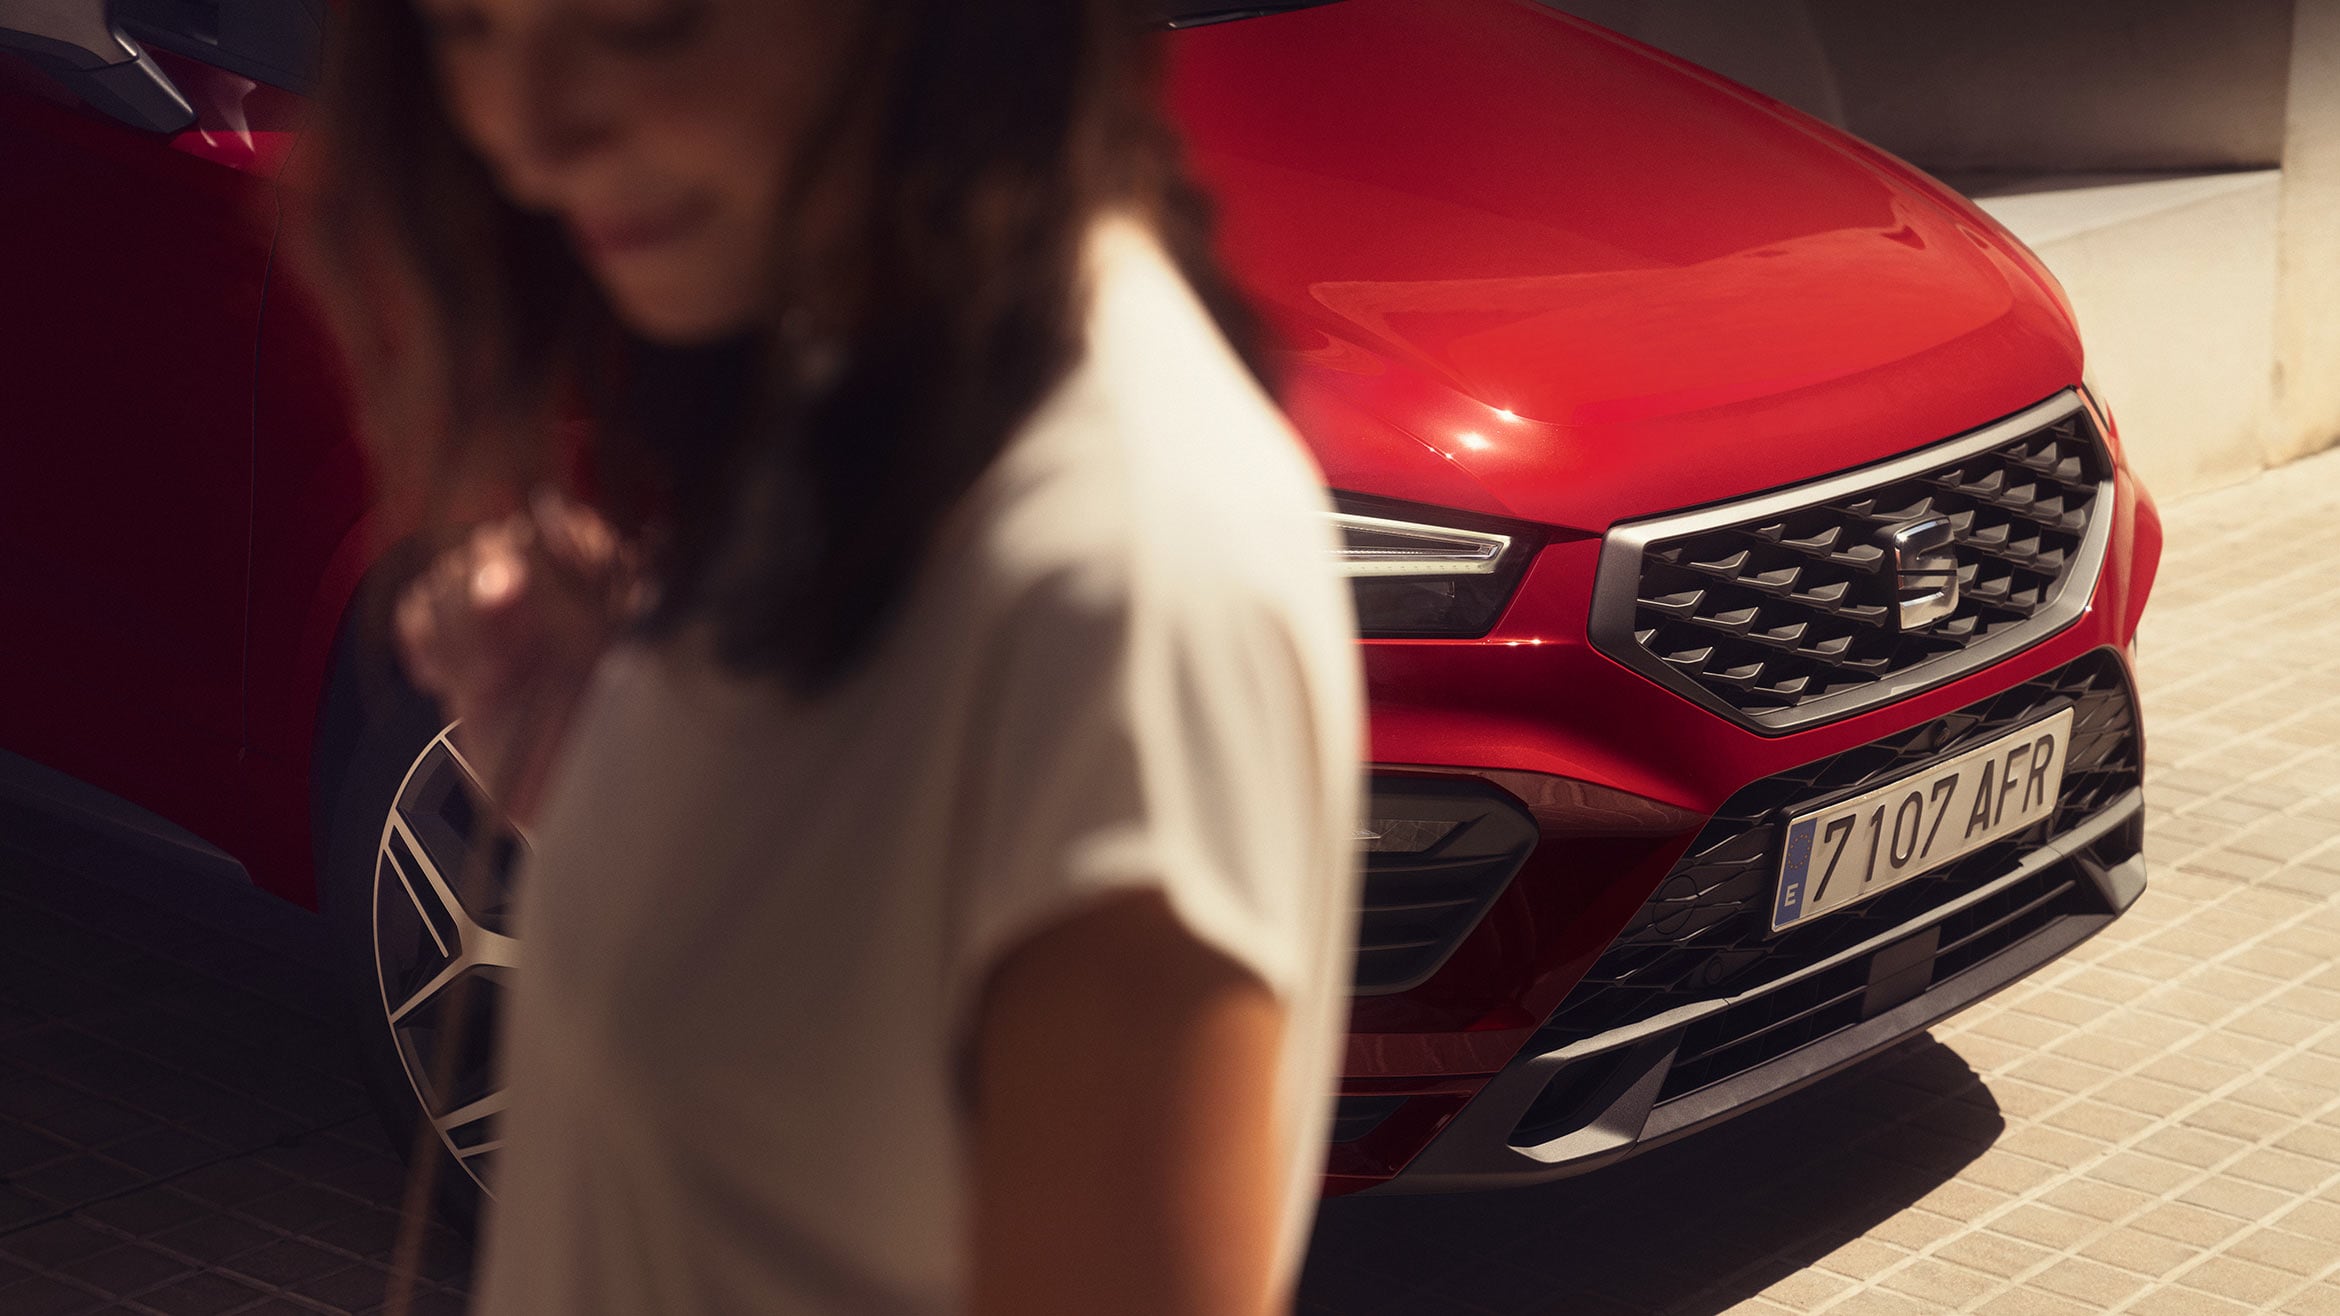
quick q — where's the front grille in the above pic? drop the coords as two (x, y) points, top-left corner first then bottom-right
(1591, 392), (2113, 732)
(1532, 648), (2140, 1058)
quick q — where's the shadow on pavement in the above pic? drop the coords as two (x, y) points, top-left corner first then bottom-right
(0, 789), (474, 1315)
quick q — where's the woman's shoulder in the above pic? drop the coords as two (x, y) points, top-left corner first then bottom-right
(960, 214), (1341, 621)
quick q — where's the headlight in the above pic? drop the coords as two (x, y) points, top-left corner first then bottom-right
(1330, 495), (1537, 638)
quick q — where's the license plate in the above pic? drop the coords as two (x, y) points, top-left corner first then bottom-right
(1772, 707), (2075, 932)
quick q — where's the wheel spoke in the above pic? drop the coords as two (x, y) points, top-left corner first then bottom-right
(437, 1086), (506, 1171)
(386, 812), (501, 955)
(382, 843), (450, 960)
(435, 1089), (506, 1136)
(387, 956), (467, 1027)
(469, 926), (521, 970)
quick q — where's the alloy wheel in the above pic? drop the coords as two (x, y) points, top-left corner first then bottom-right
(370, 724), (525, 1201)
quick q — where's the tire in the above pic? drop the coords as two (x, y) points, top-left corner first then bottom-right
(314, 609), (525, 1227)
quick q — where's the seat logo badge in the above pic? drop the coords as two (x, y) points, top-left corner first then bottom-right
(1882, 516), (1960, 631)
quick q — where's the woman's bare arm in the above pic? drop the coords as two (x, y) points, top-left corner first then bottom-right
(969, 890), (1292, 1316)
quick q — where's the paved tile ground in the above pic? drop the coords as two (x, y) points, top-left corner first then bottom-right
(1, 448), (2336, 1315)
(0, 805), (474, 1313)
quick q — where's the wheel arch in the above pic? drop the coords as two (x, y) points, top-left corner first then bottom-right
(298, 509), (432, 911)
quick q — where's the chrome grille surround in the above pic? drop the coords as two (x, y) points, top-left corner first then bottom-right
(1589, 391), (2114, 733)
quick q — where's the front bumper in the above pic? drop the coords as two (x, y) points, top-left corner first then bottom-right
(1345, 645), (2147, 1191)
(1386, 788), (2142, 1190)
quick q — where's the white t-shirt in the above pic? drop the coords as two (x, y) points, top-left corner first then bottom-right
(472, 216), (1365, 1315)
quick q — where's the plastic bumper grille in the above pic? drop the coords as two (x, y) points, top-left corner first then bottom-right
(1592, 392), (2114, 731)
(1651, 851), (2111, 1105)
(1351, 778), (1539, 995)
(1532, 648), (2140, 1057)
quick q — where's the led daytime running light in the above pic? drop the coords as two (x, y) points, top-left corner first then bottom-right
(1332, 512), (1511, 578)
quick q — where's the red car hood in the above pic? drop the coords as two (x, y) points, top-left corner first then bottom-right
(1168, 0), (2084, 531)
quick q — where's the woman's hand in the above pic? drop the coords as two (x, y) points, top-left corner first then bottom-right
(393, 489), (644, 830)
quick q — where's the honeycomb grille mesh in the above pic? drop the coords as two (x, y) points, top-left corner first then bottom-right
(1617, 407), (2109, 719)
(1533, 649), (2139, 1052)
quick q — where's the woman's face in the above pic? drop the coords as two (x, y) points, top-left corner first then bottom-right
(413, 0), (837, 343)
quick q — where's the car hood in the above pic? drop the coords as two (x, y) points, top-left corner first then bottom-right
(1168, 0), (2084, 531)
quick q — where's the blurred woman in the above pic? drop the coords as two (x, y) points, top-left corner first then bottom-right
(298, 1), (1363, 1313)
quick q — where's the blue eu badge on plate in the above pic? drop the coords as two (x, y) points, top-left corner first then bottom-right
(1776, 816), (1816, 928)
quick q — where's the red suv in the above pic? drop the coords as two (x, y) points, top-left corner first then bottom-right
(0, 0), (2157, 1203)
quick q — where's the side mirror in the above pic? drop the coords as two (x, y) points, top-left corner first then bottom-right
(0, 0), (196, 133)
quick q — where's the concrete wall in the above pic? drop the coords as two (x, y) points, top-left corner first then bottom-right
(1549, 0), (2294, 174)
(1549, 0), (1847, 128)
(1807, 0), (2293, 174)
(1974, 173), (2283, 500)
(2276, 0), (2340, 468)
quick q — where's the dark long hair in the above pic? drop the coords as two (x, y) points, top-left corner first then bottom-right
(298, 0), (1267, 692)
